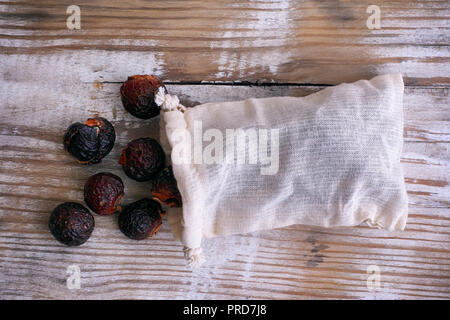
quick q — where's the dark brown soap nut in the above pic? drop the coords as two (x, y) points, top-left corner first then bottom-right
(84, 172), (124, 215)
(118, 198), (165, 240)
(120, 75), (167, 119)
(48, 202), (95, 246)
(152, 166), (182, 208)
(119, 137), (165, 182)
(63, 117), (116, 165)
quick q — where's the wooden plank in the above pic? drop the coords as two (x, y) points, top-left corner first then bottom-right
(0, 81), (449, 299)
(0, 0), (449, 85)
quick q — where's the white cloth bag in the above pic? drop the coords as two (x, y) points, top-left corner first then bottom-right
(157, 74), (408, 266)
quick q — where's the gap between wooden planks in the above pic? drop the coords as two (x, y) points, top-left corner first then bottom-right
(0, 80), (449, 299)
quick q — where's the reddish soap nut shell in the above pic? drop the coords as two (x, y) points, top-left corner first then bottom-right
(152, 166), (182, 208)
(84, 172), (124, 215)
(120, 75), (167, 119)
(63, 117), (116, 165)
(119, 137), (165, 182)
(118, 198), (165, 240)
(48, 202), (95, 246)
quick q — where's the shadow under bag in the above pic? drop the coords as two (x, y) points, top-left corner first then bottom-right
(157, 74), (408, 266)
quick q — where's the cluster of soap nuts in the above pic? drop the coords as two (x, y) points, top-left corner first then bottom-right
(49, 75), (182, 247)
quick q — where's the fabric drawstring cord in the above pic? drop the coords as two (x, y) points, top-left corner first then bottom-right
(155, 87), (186, 113)
(183, 246), (205, 268)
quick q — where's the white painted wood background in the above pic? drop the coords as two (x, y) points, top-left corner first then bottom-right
(0, 0), (449, 299)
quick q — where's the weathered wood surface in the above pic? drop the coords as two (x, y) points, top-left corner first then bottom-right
(1, 82), (449, 299)
(0, 0), (449, 85)
(0, 0), (449, 300)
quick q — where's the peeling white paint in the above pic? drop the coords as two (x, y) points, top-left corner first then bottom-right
(214, 0), (295, 79)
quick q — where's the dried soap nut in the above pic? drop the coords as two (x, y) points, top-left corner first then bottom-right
(119, 137), (165, 182)
(48, 202), (95, 246)
(63, 117), (116, 165)
(120, 75), (167, 119)
(84, 172), (124, 215)
(152, 166), (182, 208)
(118, 198), (165, 240)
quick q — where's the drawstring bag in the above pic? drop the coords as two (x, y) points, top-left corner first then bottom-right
(156, 74), (408, 266)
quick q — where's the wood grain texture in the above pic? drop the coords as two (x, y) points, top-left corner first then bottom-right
(0, 0), (449, 300)
(0, 81), (449, 299)
(0, 0), (449, 85)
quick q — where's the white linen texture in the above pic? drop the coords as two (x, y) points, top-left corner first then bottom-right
(158, 74), (408, 267)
